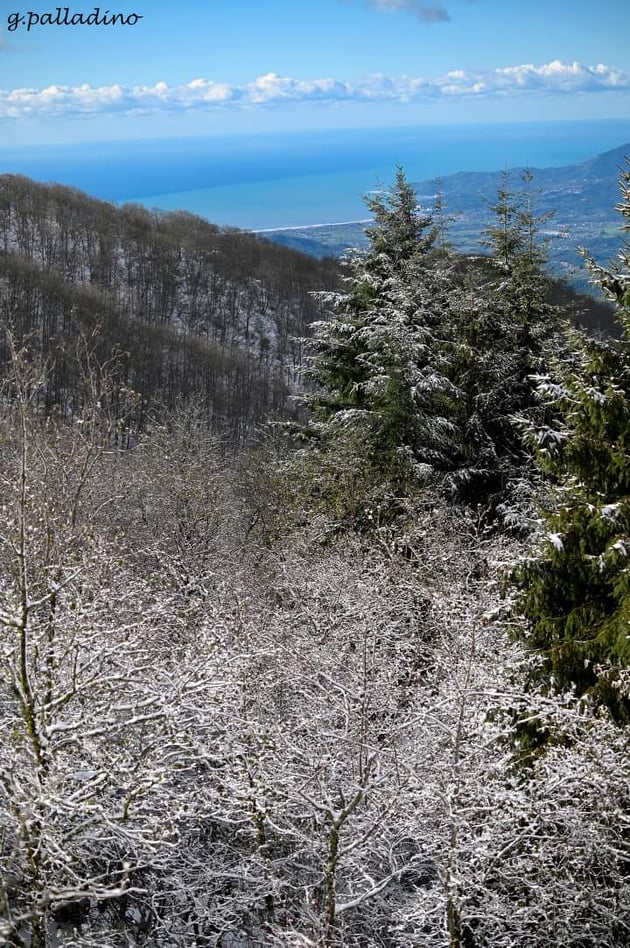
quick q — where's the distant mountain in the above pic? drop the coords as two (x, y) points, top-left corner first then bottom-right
(266, 143), (630, 295)
(413, 141), (628, 216)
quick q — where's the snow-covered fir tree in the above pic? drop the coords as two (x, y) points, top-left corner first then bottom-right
(303, 168), (457, 518)
(448, 171), (564, 512)
(514, 159), (630, 721)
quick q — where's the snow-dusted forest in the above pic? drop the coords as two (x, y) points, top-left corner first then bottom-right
(1, 164), (629, 946)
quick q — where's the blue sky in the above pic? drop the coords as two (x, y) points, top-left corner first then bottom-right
(1, 0), (629, 144)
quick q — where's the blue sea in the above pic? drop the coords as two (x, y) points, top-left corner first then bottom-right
(1, 119), (629, 231)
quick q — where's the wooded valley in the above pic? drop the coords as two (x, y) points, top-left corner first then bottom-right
(0, 164), (628, 946)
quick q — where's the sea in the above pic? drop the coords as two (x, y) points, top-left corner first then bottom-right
(1, 118), (629, 231)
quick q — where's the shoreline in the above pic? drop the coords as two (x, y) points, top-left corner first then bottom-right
(253, 218), (372, 234)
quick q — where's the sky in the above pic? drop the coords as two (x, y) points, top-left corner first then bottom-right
(0, 0), (629, 145)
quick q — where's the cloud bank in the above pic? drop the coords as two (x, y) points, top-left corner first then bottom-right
(0, 61), (627, 120)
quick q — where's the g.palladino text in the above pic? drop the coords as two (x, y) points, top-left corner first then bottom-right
(7, 7), (143, 31)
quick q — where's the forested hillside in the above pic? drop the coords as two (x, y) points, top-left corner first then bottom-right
(0, 175), (340, 439)
(1, 165), (629, 947)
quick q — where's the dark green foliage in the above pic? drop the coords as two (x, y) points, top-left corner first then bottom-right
(303, 169), (457, 510)
(449, 172), (565, 510)
(514, 159), (630, 720)
(297, 169), (572, 525)
(362, 167), (436, 271)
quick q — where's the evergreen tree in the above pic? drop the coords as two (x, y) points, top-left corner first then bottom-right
(514, 159), (630, 720)
(449, 171), (563, 511)
(303, 168), (457, 509)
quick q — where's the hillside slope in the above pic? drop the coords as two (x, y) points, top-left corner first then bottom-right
(0, 175), (340, 439)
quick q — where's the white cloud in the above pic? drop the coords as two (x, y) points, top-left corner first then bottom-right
(491, 59), (628, 93)
(0, 78), (236, 118)
(248, 73), (350, 104)
(0, 61), (627, 120)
